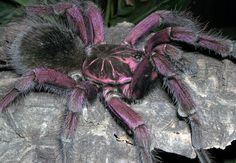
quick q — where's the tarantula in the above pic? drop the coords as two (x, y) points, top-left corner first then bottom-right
(0, 0), (235, 163)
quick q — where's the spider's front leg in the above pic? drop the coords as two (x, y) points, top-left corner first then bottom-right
(145, 26), (236, 59)
(150, 47), (211, 163)
(102, 87), (153, 163)
(123, 10), (199, 46)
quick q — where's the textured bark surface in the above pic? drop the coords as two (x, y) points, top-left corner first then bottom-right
(0, 22), (236, 163)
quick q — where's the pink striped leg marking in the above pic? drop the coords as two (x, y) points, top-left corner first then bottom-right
(59, 81), (97, 162)
(153, 44), (185, 61)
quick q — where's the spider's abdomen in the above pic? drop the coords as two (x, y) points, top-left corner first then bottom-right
(9, 18), (85, 75)
(83, 44), (144, 84)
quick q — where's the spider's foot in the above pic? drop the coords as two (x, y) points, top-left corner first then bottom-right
(229, 44), (236, 60)
(59, 136), (74, 163)
(134, 125), (153, 163)
(189, 120), (202, 149)
(195, 149), (212, 163)
(188, 114), (213, 163)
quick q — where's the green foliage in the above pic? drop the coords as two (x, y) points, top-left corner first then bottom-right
(98, 0), (191, 26)
(0, 0), (191, 26)
(225, 160), (236, 163)
(15, 0), (32, 5)
(0, 1), (21, 25)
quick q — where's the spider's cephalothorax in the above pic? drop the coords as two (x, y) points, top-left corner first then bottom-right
(0, 1), (236, 163)
(83, 44), (145, 84)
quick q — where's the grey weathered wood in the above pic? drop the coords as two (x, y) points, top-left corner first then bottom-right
(0, 21), (236, 163)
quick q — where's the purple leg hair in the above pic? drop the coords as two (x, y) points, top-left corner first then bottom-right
(0, 68), (75, 112)
(26, 2), (90, 45)
(62, 88), (86, 139)
(26, 2), (73, 15)
(152, 44), (198, 75)
(59, 81), (97, 163)
(62, 81), (97, 139)
(120, 58), (153, 100)
(152, 51), (212, 162)
(145, 27), (235, 58)
(103, 87), (152, 163)
(153, 44), (184, 61)
(123, 11), (198, 46)
(0, 68), (98, 162)
(26, 1), (104, 46)
(66, 2), (104, 46)
(86, 2), (105, 45)
(151, 52), (195, 114)
(66, 6), (89, 45)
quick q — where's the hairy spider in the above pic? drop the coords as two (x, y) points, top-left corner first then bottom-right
(0, 1), (235, 163)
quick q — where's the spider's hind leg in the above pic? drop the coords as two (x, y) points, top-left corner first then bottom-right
(145, 26), (236, 61)
(123, 10), (200, 46)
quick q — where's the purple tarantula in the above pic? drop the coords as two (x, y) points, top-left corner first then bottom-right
(0, 0), (235, 163)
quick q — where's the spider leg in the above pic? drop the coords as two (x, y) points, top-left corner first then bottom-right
(26, 1), (104, 46)
(102, 87), (152, 163)
(120, 58), (154, 100)
(153, 44), (198, 75)
(26, 2), (73, 15)
(60, 81), (97, 162)
(0, 68), (98, 162)
(123, 11), (199, 46)
(66, 6), (90, 46)
(0, 68), (75, 153)
(0, 68), (75, 112)
(84, 1), (105, 45)
(145, 27), (235, 59)
(151, 50), (211, 163)
(26, 2), (87, 43)
(66, 2), (104, 46)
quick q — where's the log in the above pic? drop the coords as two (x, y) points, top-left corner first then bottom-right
(0, 21), (236, 162)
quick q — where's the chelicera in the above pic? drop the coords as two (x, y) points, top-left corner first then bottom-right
(0, 1), (235, 163)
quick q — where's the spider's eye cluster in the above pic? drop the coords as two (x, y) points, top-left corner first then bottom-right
(133, 51), (144, 60)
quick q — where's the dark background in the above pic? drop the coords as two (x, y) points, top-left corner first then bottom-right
(190, 0), (236, 39)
